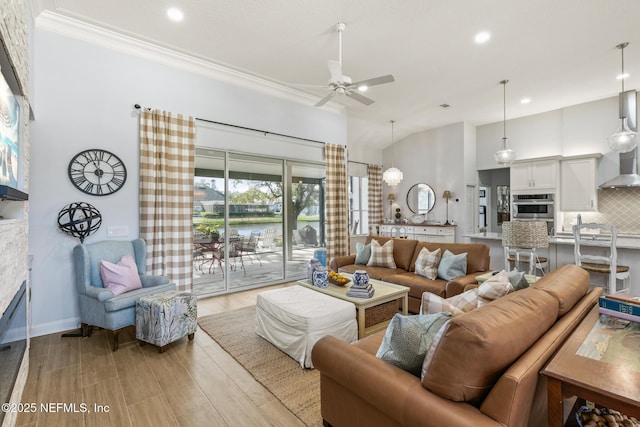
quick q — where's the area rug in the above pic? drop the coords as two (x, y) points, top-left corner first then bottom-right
(198, 306), (321, 426)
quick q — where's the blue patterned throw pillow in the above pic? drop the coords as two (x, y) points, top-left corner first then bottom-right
(376, 312), (451, 376)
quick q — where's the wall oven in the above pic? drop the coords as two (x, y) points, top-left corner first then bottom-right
(512, 193), (555, 234)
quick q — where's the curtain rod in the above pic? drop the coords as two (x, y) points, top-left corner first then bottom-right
(196, 117), (330, 146)
(133, 104), (334, 146)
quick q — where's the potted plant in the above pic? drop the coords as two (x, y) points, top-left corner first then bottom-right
(197, 223), (220, 241)
(395, 207), (402, 223)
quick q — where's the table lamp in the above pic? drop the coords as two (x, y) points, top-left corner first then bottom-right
(442, 190), (451, 225)
(387, 193), (395, 221)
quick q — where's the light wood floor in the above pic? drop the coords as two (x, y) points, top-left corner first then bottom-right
(16, 283), (308, 427)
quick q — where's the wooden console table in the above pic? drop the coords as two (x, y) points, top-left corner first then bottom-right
(541, 305), (640, 426)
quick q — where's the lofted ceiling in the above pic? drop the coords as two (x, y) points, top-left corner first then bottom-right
(33, 0), (640, 150)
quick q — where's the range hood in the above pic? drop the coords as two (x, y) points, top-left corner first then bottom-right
(600, 90), (640, 188)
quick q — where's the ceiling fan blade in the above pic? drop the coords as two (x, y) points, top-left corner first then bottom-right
(328, 60), (343, 83)
(314, 92), (337, 107)
(350, 74), (395, 89)
(288, 82), (331, 90)
(345, 91), (375, 106)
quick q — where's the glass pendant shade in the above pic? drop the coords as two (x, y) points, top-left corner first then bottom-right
(383, 167), (403, 186)
(494, 80), (516, 165)
(608, 117), (638, 153)
(383, 119), (403, 186)
(608, 43), (638, 153)
(494, 137), (516, 165)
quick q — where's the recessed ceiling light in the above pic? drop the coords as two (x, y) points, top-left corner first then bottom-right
(474, 31), (491, 44)
(520, 98), (531, 104)
(358, 85), (368, 92)
(617, 73), (630, 80)
(440, 104), (451, 108)
(167, 7), (184, 22)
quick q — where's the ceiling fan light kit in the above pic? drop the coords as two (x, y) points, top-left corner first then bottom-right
(313, 22), (395, 107)
(494, 79), (517, 165)
(608, 42), (638, 153)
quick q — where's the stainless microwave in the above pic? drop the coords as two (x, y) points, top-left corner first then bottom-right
(512, 194), (554, 220)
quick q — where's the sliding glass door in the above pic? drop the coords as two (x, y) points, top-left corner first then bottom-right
(193, 149), (325, 296)
(227, 153), (284, 290)
(286, 161), (326, 274)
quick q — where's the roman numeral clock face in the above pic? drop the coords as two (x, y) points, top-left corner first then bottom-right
(68, 149), (127, 196)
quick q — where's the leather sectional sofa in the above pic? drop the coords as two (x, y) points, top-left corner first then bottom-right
(312, 264), (600, 427)
(330, 235), (491, 313)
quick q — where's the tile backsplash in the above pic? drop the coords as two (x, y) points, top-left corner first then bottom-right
(562, 187), (640, 235)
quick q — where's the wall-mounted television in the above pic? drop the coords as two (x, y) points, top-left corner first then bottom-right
(0, 66), (26, 201)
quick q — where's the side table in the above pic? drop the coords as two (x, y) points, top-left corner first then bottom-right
(541, 305), (640, 426)
(136, 290), (198, 353)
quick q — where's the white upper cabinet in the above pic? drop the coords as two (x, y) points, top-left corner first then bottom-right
(510, 159), (559, 192)
(560, 156), (599, 212)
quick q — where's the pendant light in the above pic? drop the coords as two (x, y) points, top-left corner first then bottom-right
(607, 42), (638, 153)
(383, 120), (403, 186)
(494, 80), (516, 165)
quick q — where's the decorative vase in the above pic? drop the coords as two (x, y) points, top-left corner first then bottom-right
(307, 258), (321, 284)
(313, 266), (329, 288)
(353, 270), (369, 287)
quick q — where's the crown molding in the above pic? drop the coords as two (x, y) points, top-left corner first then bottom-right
(35, 10), (344, 114)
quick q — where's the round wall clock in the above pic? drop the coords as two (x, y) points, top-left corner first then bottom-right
(68, 149), (127, 196)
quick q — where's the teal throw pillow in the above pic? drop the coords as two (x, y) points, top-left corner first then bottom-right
(376, 312), (451, 376)
(507, 268), (529, 291)
(437, 250), (467, 281)
(355, 242), (372, 265)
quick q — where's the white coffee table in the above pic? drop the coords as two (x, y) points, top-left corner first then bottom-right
(298, 274), (409, 338)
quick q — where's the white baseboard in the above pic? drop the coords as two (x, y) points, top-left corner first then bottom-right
(30, 317), (81, 338)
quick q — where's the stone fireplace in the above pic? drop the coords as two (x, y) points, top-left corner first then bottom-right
(0, 1), (33, 426)
(0, 281), (27, 426)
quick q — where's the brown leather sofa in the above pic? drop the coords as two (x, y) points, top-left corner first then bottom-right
(312, 264), (600, 427)
(330, 235), (491, 313)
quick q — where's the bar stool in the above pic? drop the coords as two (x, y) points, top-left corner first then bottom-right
(573, 223), (630, 294)
(502, 221), (549, 276)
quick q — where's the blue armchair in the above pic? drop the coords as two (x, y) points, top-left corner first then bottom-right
(73, 238), (175, 351)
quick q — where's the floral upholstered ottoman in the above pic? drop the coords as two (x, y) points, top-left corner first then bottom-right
(135, 290), (197, 352)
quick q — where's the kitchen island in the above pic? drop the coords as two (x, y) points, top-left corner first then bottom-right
(465, 232), (640, 295)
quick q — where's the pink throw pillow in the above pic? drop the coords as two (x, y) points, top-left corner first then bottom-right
(99, 254), (142, 296)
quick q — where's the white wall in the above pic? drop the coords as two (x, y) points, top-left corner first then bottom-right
(476, 95), (624, 172)
(382, 122), (468, 237)
(29, 29), (346, 336)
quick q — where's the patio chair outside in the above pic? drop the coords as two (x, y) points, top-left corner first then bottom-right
(257, 227), (276, 250)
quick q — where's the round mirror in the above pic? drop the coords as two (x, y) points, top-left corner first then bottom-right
(406, 183), (436, 214)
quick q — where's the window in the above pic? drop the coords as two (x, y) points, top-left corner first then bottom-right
(349, 176), (368, 235)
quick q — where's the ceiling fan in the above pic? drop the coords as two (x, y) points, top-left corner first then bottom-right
(309, 22), (395, 107)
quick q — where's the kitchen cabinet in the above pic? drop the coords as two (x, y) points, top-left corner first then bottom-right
(377, 224), (455, 243)
(560, 156), (599, 212)
(510, 159), (559, 191)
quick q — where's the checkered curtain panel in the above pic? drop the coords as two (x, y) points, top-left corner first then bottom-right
(139, 109), (195, 291)
(367, 164), (383, 232)
(325, 144), (349, 261)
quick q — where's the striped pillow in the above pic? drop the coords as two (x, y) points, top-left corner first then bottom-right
(420, 289), (479, 317)
(477, 270), (514, 306)
(367, 239), (397, 269)
(415, 247), (441, 280)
